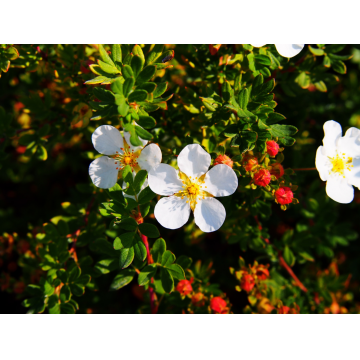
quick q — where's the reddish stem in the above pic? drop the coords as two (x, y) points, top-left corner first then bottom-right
(279, 254), (308, 292)
(292, 167), (317, 171)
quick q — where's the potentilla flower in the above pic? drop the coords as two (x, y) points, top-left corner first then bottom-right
(242, 154), (258, 172)
(269, 163), (284, 179)
(315, 120), (360, 204)
(175, 279), (193, 296)
(213, 154), (233, 168)
(253, 168), (271, 187)
(148, 144), (238, 232)
(210, 297), (229, 314)
(251, 44), (304, 58)
(89, 125), (161, 189)
(266, 140), (280, 157)
(275, 187), (294, 205)
(240, 273), (255, 292)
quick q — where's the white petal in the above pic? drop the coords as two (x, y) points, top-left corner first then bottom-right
(89, 156), (118, 189)
(326, 176), (354, 204)
(315, 146), (330, 181)
(323, 120), (342, 156)
(137, 144), (162, 172)
(148, 164), (184, 196)
(337, 127), (360, 158)
(251, 44), (267, 48)
(203, 164), (238, 197)
(275, 44), (304, 58)
(177, 144), (211, 178)
(92, 125), (124, 155)
(123, 130), (147, 152)
(346, 158), (360, 189)
(194, 198), (226, 233)
(154, 196), (190, 230)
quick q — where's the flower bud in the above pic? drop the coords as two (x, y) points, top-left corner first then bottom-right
(275, 187), (294, 205)
(240, 273), (255, 292)
(191, 292), (206, 307)
(269, 163), (284, 179)
(214, 154), (233, 168)
(210, 297), (229, 314)
(175, 279), (193, 296)
(266, 140), (280, 156)
(253, 169), (271, 187)
(242, 154), (258, 172)
(255, 265), (270, 281)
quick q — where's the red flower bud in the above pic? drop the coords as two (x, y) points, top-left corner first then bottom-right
(266, 140), (280, 156)
(278, 305), (290, 314)
(269, 163), (284, 179)
(253, 169), (271, 187)
(191, 292), (205, 307)
(275, 187), (294, 205)
(175, 279), (193, 296)
(214, 154), (233, 168)
(240, 273), (255, 292)
(242, 154), (258, 172)
(255, 265), (270, 281)
(210, 297), (229, 314)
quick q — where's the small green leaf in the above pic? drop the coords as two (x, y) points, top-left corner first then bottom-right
(123, 77), (135, 97)
(160, 268), (174, 293)
(111, 44), (122, 63)
(146, 44), (164, 65)
(138, 223), (160, 238)
(134, 170), (148, 194)
(138, 186), (156, 204)
(131, 55), (144, 78)
(110, 269), (135, 290)
(283, 246), (295, 267)
(98, 44), (115, 67)
(98, 59), (120, 75)
(133, 236), (147, 262)
(165, 263), (185, 280)
(151, 238), (166, 263)
(161, 250), (175, 266)
(135, 126), (153, 140)
(122, 65), (134, 79)
(128, 90), (148, 102)
(69, 266), (81, 282)
(136, 115), (156, 129)
(118, 217), (138, 231)
(138, 264), (157, 286)
(176, 255), (192, 270)
(119, 247), (135, 269)
(107, 183), (126, 204)
(136, 65), (157, 86)
(153, 82), (168, 98)
(111, 78), (123, 95)
(114, 232), (135, 250)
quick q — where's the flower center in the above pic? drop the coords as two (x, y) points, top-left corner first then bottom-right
(187, 184), (199, 195)
(329, 153), (353, 177)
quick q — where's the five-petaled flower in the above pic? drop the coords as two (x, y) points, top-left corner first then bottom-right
(240, 273), (255, 292)
(89, 125), (161, 189)
(251, 44), (304, 58)
(253, 168), (271, 187)
(148, 144), (238, 232)
(315, 120), (360, 204)
(275, 187), (294, 205)
(210, 297), (229, 314)
(266, 140), (280, 157)
(269, 162), (284, 179)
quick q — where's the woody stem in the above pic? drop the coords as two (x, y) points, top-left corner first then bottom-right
(278, 254), (308, 292)
(292, 167), (317, 171)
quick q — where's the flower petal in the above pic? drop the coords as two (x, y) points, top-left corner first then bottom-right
(346, 158), (360, 189)
(154, 196), (190, 229)
(89, 156), (118, 189)
(337, 127), (360, 158)
(137, 144), (162, 172)
(148, 164), (184, 195)
(326, 176), (354, 204)
(92, 125), (124, 155)
(203, 164), (238, 197)
(315, 146), (330, 181)
(275, 44), (304, 58)
(251, 44), (267, 48)
(322, 120), (342, 156)
(123, 129), (147, 152)
(194, 198), (226, 233)
(177, 144), (211, 178)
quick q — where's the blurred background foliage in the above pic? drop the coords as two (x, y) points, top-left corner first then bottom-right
(1, 44), (360, 314)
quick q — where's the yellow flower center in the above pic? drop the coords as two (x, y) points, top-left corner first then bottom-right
(124, 156), (132, 165)
(111, 137), (141, 172)
(329, 152), (353, 177)
(175, 172), (213, 210)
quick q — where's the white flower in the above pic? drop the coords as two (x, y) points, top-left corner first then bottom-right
(148, 144), (238, 232)
(251, 44), (304, 58)
(89, 125), (161, 189)
(315, 120), (360, 204)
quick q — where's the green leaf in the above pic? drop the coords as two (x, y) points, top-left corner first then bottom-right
(160, 268), (174, 293)
(94, 258), (118, 274)
(138, 186), (156, 204)
(295, 72), (311, 89)
(222, 81), (231, 102)
(138, 223), (160, 238)
(309, 46), (324, 56)
(134, 170), (148, 194)
(238, 88), (249, 109)
(69, 266), (81, 282)
(93, 87), (115, 102)
(118, 217), (138, 231)
(110, 269), (135, 290)
(61, 303), (75, 314)
(267, 112), (286, 125)
(136, 65), (157, 86)
(176, 255), (192, 270)
(75, 275), (91, 286)
(254, 54), (271, 66)
(111, 44), (122, 63)
(138, 82), (157, 93)
(98, 44), (115, 67)
(111, 78), (123, 95)
(37, 145), (48, 161)
(114, 232), (135, 250)
(122, 65), (134, 79)
(132, 45), (145, 62)
(123, 124), (143, 147)
(107, 183), (126, 204)
(153, 82), (168, 98)
(131, 55), (144, 78)
(165, 263), (185, 280)
(43, 280), (54, 296)
(135, 125), (153, 140)
(138, 264), (157, 286)
(128, 90), (148, 102)
(123, 77), (135, 97)
(331, 60), (347, 74)
(161, 250), (175, 266)
(133, 236), (147, 262)
(136, 115), (156, 129)
(119, 247), (135, 269)
(298, 252), (315, 262)
(269, 124), (298, 137)
(98, 59), (120, 75)
(151, 238), (166, 263)
(146, 44), (164, 65)
(283, 246), (296, 267)
(117, 99), (129, 117)
(70, 283), (85, 297)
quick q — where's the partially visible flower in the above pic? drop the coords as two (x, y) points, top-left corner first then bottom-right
(269, 162), (284, 179)
(242, 154), (258, 172)
(266, 140), (280, 157)
(191, 292), (205, 307)
(210, 297), (229, 314)
(257, 297), (274, 314)
(275, 187), (294, 205)
(214, 154), (233, 168)
(176, 279), (193, 296)
(251, 44), (305, 58)
(89, 125), (162, 189)
(240, 273), (255, 292)
(315, 120), (360, 204)
(255, 265), (270, 281)
(148, 144), (238, 232)
(253, 169), (271, 187)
